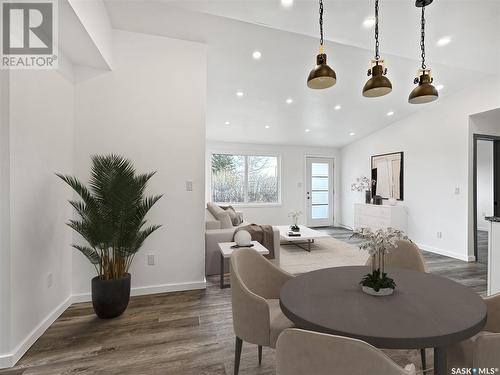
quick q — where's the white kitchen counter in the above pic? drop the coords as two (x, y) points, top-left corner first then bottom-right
(487, 217), (500, 296)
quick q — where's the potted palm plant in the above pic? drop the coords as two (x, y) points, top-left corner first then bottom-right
(57, 155), (162, 318)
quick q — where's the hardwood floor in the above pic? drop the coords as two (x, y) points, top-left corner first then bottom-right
(0, 227), (488, 374)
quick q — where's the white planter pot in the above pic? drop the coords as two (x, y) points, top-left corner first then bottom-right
(362, 286), (394, 296)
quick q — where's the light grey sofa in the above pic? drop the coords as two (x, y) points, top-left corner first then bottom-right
(204, 208), (281, 276)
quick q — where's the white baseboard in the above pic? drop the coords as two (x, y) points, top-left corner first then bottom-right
(0, 295), (72, 369)
(417, 243), (476, 262)
(0, 280), (207, 369)
(337, 223), (353, 231)
(71, 280), (207, 303)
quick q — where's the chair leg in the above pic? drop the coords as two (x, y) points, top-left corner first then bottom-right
(420, 348), (427, 372)
(258, 345), (262, 365)
(234, 337), (243, 375)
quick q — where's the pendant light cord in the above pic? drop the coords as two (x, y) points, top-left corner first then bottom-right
(420, 6), (426, 69)
(374, 0), (380, 60)
(319, 0), (324, 46)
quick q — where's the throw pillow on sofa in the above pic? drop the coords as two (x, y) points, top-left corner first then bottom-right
(207, 202), (233, 229)
(222, 205), (243, 226)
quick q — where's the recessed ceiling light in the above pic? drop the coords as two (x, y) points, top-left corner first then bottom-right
(349, 132), (356, 136)
(436, 84), (444, 91)
(265, 125), (271, 129)
(252, 50), (262, 60)
(437, 36), (451, 47)
(281, 0), (293, 8)
(236, 91), (244, 97)
(225, 121), (230, 125)
(387, 111), (394, 116)
(305, 129), (311, 133)
(363, 17), (376, 29)
(334, 105), (341, 110)
(286, 98), (293, 104)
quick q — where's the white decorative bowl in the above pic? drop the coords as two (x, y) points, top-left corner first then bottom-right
(387, 197), (397, 206)
(362, 286), (394, 296)
(234, 230), (252, 247)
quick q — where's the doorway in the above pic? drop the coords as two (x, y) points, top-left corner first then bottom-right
(306, 157), (334, 227)
(473, 135), (500, 263)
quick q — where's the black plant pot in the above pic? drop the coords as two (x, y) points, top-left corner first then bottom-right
(91, 273), (131, 319)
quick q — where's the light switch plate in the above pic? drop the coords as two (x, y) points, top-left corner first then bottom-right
(186, 181), (193, 191)
(147, 254), (155, 266)
(454, 187), (460, 195)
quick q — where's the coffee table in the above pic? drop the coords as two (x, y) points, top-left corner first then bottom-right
(277, 225), (330, 252)
(217, 241), (269, 289)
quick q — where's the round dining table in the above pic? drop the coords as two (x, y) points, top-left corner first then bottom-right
(279, 266), (487, 375)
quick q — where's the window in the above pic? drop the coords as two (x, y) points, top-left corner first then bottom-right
(211, 153), (280, 205)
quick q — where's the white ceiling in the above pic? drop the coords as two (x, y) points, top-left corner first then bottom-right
(105, 0), (500, 148)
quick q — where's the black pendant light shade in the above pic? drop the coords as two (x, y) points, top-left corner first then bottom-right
(409, 1), (438, 104)
(408, 70), (438, 104)
(307, 0), (336, 90)
(307, 52), (337, 89)
(363, 61), (392, 97)
(362, 0), (392, 98)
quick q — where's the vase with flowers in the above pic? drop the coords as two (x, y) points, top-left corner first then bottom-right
(351, 176), (373, 204)
(288, 209), (302, 232)
(352, 227), (408, 296)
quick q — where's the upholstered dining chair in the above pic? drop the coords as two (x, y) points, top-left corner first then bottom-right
(447, 292), (500, 371)
(276, 329), (416, 375)
(365, 239), (428, 370)
(230, 248), (294, 375)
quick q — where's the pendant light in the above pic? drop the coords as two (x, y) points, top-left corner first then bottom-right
(307, 0), (336, 89)
(408, 0), (438, 104)
(362, 0), (392, 98)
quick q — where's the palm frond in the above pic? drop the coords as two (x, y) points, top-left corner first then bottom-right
(72, 244), (101, 264)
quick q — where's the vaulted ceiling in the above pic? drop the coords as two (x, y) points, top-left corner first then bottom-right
(105, 0), (500, 147)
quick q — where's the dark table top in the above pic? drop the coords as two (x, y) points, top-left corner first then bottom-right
(280, 266), (487, 349)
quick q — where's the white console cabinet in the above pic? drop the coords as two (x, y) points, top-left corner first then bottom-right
(354, 203), (408, 232)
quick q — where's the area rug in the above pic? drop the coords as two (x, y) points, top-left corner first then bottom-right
(279, 236), (369, 275)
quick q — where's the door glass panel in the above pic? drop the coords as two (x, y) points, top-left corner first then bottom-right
(312, 191), (329, 204)
(312, 177), (328, 190)
(312, 205), (328, 219)
(311, 163), (329, 177)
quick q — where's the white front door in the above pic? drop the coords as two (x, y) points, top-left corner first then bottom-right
(306, 157), (334, 227)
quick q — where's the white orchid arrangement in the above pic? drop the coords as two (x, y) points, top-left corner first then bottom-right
(288, 210), (302, 221)
(353, 227), (409, 292)
(354, 227), (408, 257)
(351, 176), (372, 192)
(288, 210), (302, 229)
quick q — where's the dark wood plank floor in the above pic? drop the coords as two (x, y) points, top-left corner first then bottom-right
(0, 227), (488, 374)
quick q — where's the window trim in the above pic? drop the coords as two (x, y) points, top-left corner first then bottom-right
(209, 151), (282, 207)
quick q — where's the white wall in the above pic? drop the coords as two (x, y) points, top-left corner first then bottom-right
(476, 140), (494, 231)
(206, 141), (340, 226)
(340, 78), (500, 261)
(1, 67), (75, 366)
(0, 71), (11, 363)
(72, 30), (207, 299)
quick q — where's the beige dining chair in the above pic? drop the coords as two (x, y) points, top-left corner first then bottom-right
(448, 292), (500, 371)
(276, 328), (416, 375)
(230, 248), (294, 375)
(365, 239), (428, 370)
